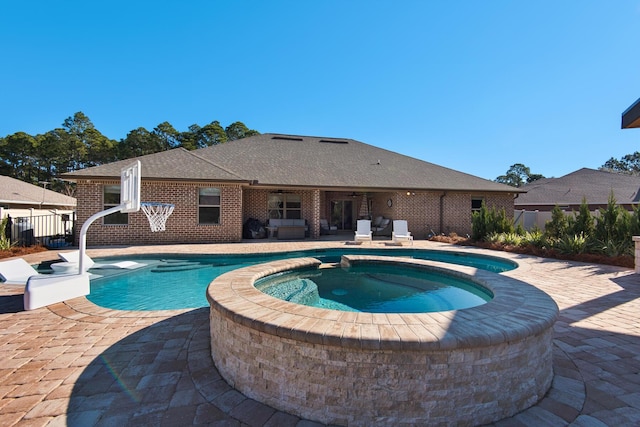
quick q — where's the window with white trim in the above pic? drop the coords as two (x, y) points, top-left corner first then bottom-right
(471, 197), (484, 213)
(199, 188), (221, 224)
(103, 185), (128, 225)
(268, 193), (301, 219)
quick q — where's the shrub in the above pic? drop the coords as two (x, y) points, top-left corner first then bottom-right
(471, 202), (514, 241)
(545, 205), (569, 239)
(591, 192), (635, 256)
(594, 238), (633, 257)
(556, 233), (590, 254)
(0, 217), (13, 251)
(595, 192), (621, 243)
(471, 203), (489, 240)
(521, 230), (547, 248)
(500, 232), (523, 246)
(570, 197), (595, 237)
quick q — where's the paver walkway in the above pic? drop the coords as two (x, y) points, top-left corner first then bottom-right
(0, 240), (639, 426)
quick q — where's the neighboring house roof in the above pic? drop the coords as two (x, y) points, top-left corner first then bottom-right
(63, 133), (520, 193)
(515, 168), (640, 208)
(0, 176), (77, 208)
(622, 97), (640, 129)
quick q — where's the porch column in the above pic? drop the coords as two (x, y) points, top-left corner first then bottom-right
(310, 189), (321, 238)
(634, 236), (640, 274)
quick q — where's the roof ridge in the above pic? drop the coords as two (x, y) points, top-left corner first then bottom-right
(262, 132), (355, 141)
(184, 147), (246, 180)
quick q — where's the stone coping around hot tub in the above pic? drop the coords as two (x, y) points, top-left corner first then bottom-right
(206, 255), (559, 351)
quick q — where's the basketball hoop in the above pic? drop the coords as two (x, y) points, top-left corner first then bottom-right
(141, 202), (175, 232)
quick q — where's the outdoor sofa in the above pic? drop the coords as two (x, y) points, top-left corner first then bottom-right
(268, 218), (308, 239)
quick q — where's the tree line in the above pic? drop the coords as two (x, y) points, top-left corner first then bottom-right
(0, 112), (259, 194)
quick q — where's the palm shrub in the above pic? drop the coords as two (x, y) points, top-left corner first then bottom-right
(521, 229), (547, 248)
(556, 233), (590, 254)
(501, 232), (523, 246)
(485, 232), (503, 244)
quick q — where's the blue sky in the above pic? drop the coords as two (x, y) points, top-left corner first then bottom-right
(2, 1), (639, 181)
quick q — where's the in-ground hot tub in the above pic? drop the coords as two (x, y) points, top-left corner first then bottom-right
(207, 255), (558, 426)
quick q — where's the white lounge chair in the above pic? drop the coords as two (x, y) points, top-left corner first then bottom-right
(25, 273), (90, 310)
(0, 258), (42, 285)
(354, 220), (372, 243)
(392, 220), (414, 245)
(56, 251), (145, 270)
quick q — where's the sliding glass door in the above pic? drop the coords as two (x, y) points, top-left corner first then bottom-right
(330, 200), (353, 230)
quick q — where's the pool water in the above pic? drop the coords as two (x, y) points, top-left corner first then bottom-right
(87, 248), (515, 311)
(255, 264), (492, 313)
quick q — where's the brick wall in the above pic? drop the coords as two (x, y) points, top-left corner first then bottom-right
(208, 256), (557, 426)
(242, 189), (321, 238)
(369, 191), (514, 238)
(75, 180), (243, 246)
(75, 182), (514, 245)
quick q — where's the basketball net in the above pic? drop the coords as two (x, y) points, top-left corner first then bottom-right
(141, 202), (175, 232)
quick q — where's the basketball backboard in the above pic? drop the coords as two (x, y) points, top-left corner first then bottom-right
(120, 160), (141, 213)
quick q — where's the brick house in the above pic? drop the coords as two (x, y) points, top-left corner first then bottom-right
(515, 168), (640, 213)
(63, 133), (520, 245)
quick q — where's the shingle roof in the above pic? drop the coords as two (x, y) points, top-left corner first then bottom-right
(63, 148), (245, 182)
(63, 133), (518, 193)
(0, 176), (77, 207)
(515, 168), (640, 207)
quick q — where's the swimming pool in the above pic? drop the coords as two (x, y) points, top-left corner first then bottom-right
(87, 248), (516, 311)
(255, 263), (492, 313)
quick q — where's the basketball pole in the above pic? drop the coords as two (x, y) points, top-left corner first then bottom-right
(78, 206), (128, 273)
(78, 161), (141, 274)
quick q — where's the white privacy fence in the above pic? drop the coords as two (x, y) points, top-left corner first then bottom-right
(514, 209), (609, 232)
(513, 210), (552, 231)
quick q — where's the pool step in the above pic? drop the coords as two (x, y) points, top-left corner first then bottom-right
(150, 261), (211, 273)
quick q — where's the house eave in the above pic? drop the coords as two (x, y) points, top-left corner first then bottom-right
(0, 198), (76, 207)
(622, 97), (640, 129)
(246, 183), (523, 194)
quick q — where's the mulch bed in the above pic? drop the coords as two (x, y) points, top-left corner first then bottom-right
(0, 245), (49, 260)
(430, 235), (635, 269)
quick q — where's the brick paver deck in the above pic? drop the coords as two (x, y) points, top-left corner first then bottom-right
(1, 239), (639, 426)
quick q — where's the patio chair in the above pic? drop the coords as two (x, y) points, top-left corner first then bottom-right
(0, 258), (43, 285)
(354, 220), (372, 243)
(372, 216), (392, 236)
(320, 219), (337, 235)
(392, 220), (414, 245)
(57, 251), (146, 270)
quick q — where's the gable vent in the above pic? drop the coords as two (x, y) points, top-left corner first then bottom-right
(272, 136), (303, 141)
(319, 139), (349, 144)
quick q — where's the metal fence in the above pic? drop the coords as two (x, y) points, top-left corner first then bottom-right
(5, 212), (76, 248)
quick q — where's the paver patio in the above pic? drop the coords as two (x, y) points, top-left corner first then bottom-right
(0, 240), (639, 426)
